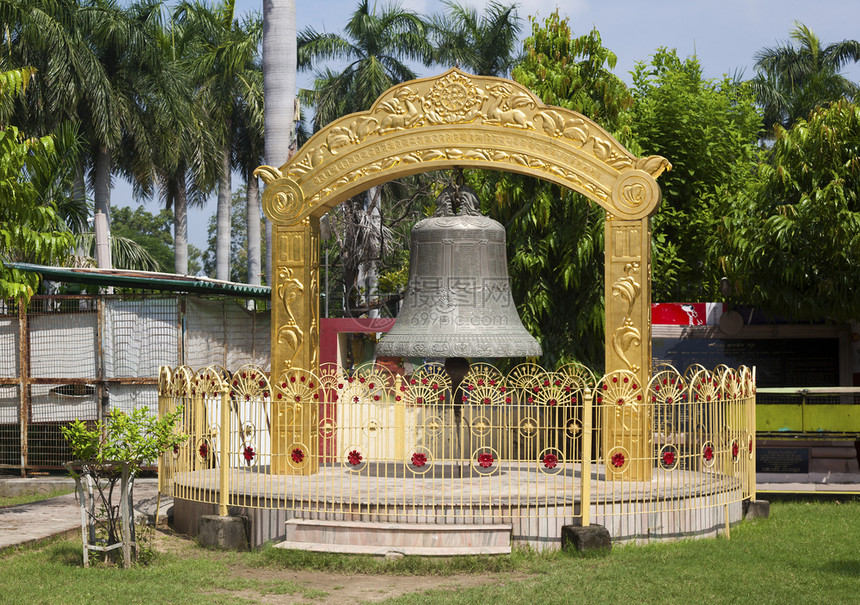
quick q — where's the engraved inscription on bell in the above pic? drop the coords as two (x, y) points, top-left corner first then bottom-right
(377, 184), (542, 358)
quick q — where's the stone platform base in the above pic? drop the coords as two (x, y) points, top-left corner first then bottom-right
(276, 519), (511, 556)
(171, 478), (743, 552)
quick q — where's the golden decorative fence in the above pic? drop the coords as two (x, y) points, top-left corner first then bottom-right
(158, 362), (755, 538)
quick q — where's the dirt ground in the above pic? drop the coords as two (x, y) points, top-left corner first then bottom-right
(152, 530), (524, 605)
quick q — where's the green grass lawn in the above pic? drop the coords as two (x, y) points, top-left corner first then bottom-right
(0, 487), (75, 508)
(377, 500), (860, 605)
(0, 500), (858, 605)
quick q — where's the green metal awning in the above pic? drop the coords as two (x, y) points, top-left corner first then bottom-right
(6, 262), (271, 299)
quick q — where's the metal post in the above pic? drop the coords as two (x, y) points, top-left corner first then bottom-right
(97, 296), (106, 425)
(750, 367), (757, 502)
(18, 301), (30, 476)
(219, 386), (231, 516)
(394, 375), (405, 459)
(78, 472), (90, 568)
(178, 297), (186, 366)
(581, 389), (593, 527)
(157, 374), (166, 495)
(325, 249), (329, 318)
(120, 463), (132, 568)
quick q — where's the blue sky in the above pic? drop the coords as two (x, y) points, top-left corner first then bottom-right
(116, 0), (860, 258)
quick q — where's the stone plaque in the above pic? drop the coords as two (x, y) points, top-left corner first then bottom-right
(756, 447), (810, 474)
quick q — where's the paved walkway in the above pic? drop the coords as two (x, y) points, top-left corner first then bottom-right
(1, 474), (858, 553)
(0, 478), (172, 552)
(758, 472), (860, 494)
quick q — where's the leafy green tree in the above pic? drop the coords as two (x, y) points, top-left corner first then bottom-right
(430, 1), (522, 76)
(110, 206), (202, 274)
(752, 22), (860, 133)
(463, 12), (633, 370)
(0, 126), (75, 299)
(512, 12), (632, 134)
(0, 0), (133, 260)
(4, 0), (174, 269)
(630, 49), (762, 301)
(61, 406), (186, 558)
(132, 3), (218, 276)
(714, 100), (860, 322)
(79, 0), (165, 266)
(0, 68), (76, 300)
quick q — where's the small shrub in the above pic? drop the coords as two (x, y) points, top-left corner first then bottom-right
(61, 407), (186, 565)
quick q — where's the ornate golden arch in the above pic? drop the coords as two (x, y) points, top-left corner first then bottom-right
(255, 68), (670, 476)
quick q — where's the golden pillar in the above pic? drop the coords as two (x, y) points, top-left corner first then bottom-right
(270, 218), (320, 475)
(604, 216), (652, 481)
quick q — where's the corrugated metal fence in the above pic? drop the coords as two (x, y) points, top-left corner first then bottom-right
(0, 295), (270, 473)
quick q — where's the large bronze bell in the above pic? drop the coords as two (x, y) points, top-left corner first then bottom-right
(377, 184), (542, 359)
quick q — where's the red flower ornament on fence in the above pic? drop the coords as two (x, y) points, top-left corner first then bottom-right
(611, 452), (625, 468)
(542, 453), (558, 469)
(411, 452), (427, 468)
(478, 453), (494, 468)
(291, 448), (304, 464)
(243, 445), (256, 464)
(348, 450), (363, 466)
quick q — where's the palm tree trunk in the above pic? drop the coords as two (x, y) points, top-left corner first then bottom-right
(93, 147), (113, 269)
(262, 0), (297, 286)
(174, 173), (189, 275)
(246, 171), (261, 285)
(365, 186), (380, 319)
(215, 142), (232, 281)
(74, 161), (87, 212)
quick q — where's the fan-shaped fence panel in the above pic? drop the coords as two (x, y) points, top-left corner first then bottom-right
(158, 362), (756, 548)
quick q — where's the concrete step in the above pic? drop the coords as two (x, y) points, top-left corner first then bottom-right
(275, 519), (512, 556)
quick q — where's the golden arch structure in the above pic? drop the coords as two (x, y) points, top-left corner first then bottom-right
(255, 69), (670, 478)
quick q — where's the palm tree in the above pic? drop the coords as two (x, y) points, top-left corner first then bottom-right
(77, 0), (166, 268)
(175, 0), (262, 282)
(235, 67), (265, 285)
(2, 0), (162, 268)
(430, 0), (522, 76)
(753, 22), (860, 132)
(261, 0), (297, 286)
(298, 0), (432, 128)
(132, 3), (218, 275)
(299, 0), (431, 316)
(0, 0), (122, 264)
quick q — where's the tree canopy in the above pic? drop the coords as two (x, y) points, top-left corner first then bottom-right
(203, 185), (265, 284)
(430, 1), (521, 76)
(752, 22), (860, 133)
(464, 10), (635, 371)
(630, 49), (762, 301)
(111, 205), (202, 274)
(0, 68), (75, 300)
(0, 126), (75, 299)
(715, 100), (860, 322)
